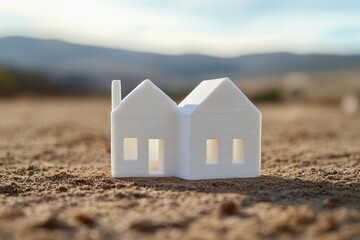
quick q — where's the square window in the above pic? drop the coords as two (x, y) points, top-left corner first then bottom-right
(233, 139), (245, 163)
(123, 138), (137, 160)
(206, 139), (219, 164)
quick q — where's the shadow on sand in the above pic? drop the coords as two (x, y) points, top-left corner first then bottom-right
(117, 175), (359, 209)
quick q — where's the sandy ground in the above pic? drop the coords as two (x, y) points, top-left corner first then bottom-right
(0, 98), (359, 240)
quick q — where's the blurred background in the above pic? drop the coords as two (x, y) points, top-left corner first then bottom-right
(2, 2), (360, 238)
(0, 0), (359, 110)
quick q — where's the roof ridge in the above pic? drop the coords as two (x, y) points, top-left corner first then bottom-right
(178, 77), (230, 107)
(112, 79), (177, 112)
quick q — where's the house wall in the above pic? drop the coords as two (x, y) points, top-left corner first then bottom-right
(187, 83), (261, 180)
(176, 110), (191, 179)
(111, 90), (177, 177)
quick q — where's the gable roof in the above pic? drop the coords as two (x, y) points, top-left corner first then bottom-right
(113, 79), (177, 112)
(178, 77), (259, 115)
(179, 78), (225, 107)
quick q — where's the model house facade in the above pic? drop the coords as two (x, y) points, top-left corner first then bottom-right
(111, 80), (178, 177)
(111, 78), (261, 180)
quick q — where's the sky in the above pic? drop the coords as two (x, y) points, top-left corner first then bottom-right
(0, 0), (360, 57)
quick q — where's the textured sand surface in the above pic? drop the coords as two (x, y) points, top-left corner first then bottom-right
(0, 98), (359, 240)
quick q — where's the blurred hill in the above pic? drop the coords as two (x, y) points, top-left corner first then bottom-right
(0, 36), (360, 100)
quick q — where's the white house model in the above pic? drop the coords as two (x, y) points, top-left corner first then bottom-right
(111, 78), (261, 180)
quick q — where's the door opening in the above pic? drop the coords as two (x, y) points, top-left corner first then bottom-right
(148, 139), (164, 174)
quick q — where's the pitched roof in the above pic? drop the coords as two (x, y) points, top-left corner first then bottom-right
(179, 78), (227, 107)
(178, 78), (233, 114)
(113, 79), (176, 111)
(178, 77), (260, 115)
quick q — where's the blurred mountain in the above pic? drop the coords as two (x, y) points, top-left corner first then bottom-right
(1, 36), (360, 95)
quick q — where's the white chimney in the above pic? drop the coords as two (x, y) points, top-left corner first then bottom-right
(112, 80), (121, 110)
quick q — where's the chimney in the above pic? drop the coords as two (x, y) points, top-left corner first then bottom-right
(112, 80), (121, 110)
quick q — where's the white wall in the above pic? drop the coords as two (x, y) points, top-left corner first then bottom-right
(176, 110), (191, 179)
(185, 82), (261, 180)
(111, 82), (177, 177)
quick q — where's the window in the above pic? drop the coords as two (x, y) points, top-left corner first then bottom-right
(123, 138), (137, 160)
(233, 139), (245, 163)
(148, 139), (164, 174)
(206, 139), (219, 164)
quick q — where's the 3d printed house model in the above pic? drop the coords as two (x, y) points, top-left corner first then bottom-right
(111, 78), (261, 180)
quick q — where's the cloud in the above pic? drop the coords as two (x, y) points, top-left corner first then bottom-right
(0, 0), (359, 56)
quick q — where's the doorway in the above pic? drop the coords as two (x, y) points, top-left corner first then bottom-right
(148, 139), (164, 174)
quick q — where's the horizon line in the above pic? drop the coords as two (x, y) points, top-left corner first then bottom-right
(1, 35), (360, 58)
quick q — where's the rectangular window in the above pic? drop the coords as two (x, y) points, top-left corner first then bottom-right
(206, 139), (219, 164)
(148, 139), (164, 174)
(123, 138), (137, 160)
(233, 139), (245, 163)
